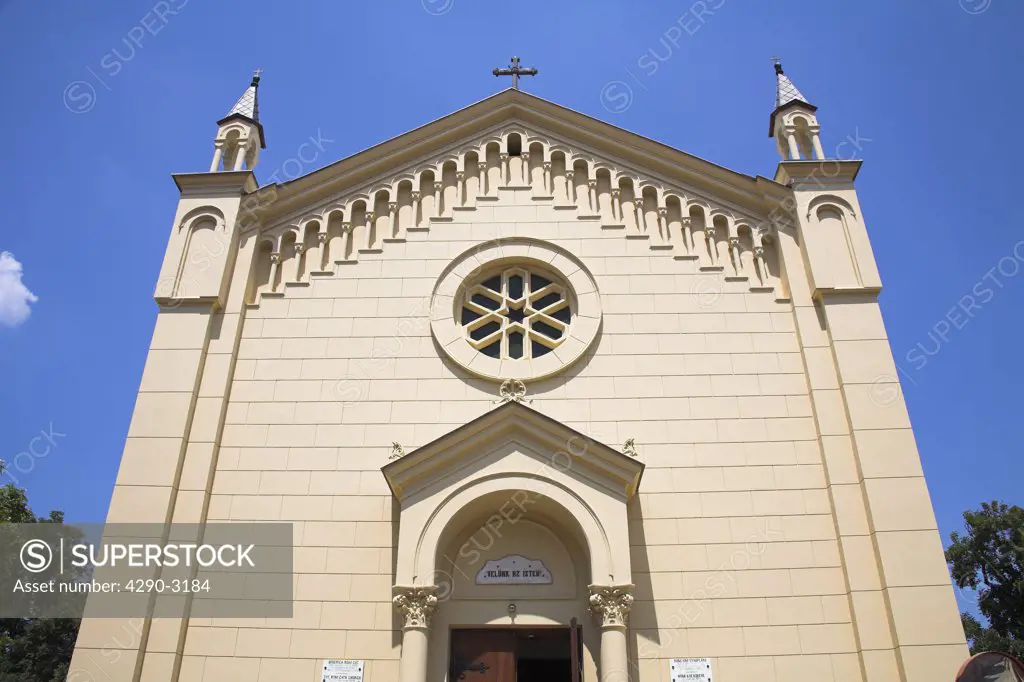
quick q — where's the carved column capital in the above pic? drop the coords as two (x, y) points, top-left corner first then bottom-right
(433, 181), (443, 192)
(588, 584), (634, 629)
(521, 151), (531, 160)
(393, 585), (438, 630)
(293, 243), (305, 254)
(456, 171), (465, 181)
(729, 236), (740, 246)
(542, 161), (552, 170)
(411, 190), (422, 201)
(658, 207), (668, 217)
(477, 161), (488, 171)
(611, 188), (620, 198)
(389, 201), (398, 213)
(565, 170), (575, 178)
(681, 216), (692, 227)
(705, 226), (716, 238)
(341, 222), (353, 234)
(317, 231), (328, 243)
(269, 252), (281, 264)
(499, 152), (509, 160)
(754, 246), (765, 258)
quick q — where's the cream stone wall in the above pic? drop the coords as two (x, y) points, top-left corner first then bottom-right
(72, 92), (967, 682)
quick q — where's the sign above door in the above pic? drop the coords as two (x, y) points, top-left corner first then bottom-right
(475, 555), (552, 585)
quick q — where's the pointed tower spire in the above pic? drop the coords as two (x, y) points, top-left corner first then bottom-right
(209, 70), (266, 172)
(772, 58), (811, 111)
(768, 58), (824, 161)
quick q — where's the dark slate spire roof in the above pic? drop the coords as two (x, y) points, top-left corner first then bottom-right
(774, 60), (809, 110)
(218, 71), (266, 148)
(769, 60), (816, 137)
(227, 76), (260, 121)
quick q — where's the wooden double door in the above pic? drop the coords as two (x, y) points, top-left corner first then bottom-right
(450, 623), (582, 682)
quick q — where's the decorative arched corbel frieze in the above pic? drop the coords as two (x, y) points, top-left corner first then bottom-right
(369, 184), (392, 201)
(319, 203), (346, 224)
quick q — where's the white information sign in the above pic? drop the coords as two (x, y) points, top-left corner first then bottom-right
(670, 658), (712, 682)
(475, 555), (552, 584)
(322, 659), (364, 682)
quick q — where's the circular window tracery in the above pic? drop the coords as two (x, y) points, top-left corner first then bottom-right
(429, 238), (602, 382)
(460, 267), (573, 360)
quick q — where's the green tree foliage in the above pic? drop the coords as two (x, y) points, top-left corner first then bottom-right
(0, 468), (80, 682)
(946, 501), (1024, 657)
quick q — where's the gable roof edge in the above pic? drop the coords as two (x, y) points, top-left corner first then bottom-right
(256, 90), (786, 224)
(382, 402), (644, 502)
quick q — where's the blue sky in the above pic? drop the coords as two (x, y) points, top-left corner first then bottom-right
(1, 0), (1021, 607)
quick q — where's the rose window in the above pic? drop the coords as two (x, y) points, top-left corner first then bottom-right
(460, 267), (573, 360)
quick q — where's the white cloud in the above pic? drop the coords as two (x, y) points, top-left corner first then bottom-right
(0, 251), (38, 327)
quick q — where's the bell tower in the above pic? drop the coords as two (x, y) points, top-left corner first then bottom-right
(767, 60), (970, 682)
(210, 70), (266, 172)
(769, 58), (880, 294)
(70, 72), (270, 680)
(769, 58), (824, 161)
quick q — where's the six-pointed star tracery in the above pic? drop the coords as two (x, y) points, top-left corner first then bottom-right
(460, 267), (573, 360)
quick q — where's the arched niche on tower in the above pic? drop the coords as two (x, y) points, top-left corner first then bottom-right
(171, 206), (229, 301)
(807, 196), (863, 290)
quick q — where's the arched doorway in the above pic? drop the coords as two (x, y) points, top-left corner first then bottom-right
(431, 489), (595, 681)
(383, 402), (643, 682)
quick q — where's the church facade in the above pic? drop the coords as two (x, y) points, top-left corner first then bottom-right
(71, 65), (968, 681)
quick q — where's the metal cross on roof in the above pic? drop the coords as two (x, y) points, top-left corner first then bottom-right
(493, 56), (538, 90)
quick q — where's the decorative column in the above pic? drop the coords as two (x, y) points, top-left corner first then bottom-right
(657, 207), (668, 245)
(232, 143), (248, 171)
(433, 181), (443, 218)
(753, 245), (767, 286)
(542, 162), (552, 196)
(364, 211), (375, 250)
(210, 142), (225, 172)
(811, 130), (826, 160)
(317, 231), (328, 270)
(410, 191), (422, 228)
(634, 196), (646, 235)
(785, 129), (801, 160)
(588, 180), (598, 214)
(394, 586), (438, 682)
(477, 161), (487, 198)
(456, 171), (465, 207)
(499, 153), (510, 186)
(565, 170), (576, 205)
(388, 201), (398, 238)
(290, 242), (304, 282)
(338, 222), (352, 260)
(729, 236), (742, 277)
(611, 189), (621, 222)
(521, 150), (531, 187)
(268, 252), (281, 292)
(681, 217), (693, 255)
(589, 585), (633, 682)
(705, 225), (718, 267)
